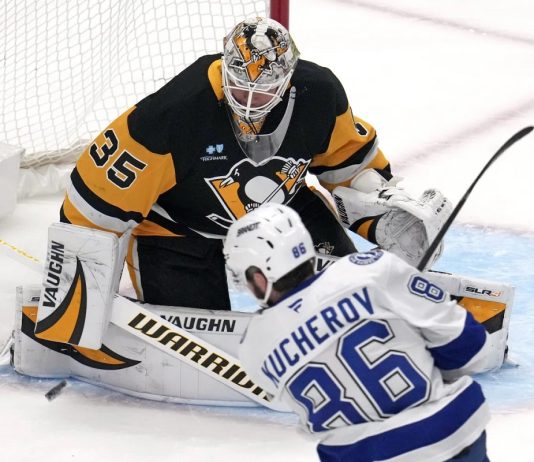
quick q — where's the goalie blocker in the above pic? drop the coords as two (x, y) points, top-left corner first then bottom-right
(12, 270), (512, 407)
(35, 223), (129, 349)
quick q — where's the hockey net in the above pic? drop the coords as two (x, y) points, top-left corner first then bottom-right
(1, 0), (288, 198)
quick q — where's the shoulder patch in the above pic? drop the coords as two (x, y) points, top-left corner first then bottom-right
(349, 249), (384, 265)
(408, 275), (445, 303)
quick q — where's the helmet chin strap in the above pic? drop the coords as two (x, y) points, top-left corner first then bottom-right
(259, 280), (274, 307)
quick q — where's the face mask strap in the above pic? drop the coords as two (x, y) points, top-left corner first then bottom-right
(259, 280), (274, 307)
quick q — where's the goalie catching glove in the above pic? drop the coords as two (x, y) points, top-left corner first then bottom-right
(332, 169), (452, 268)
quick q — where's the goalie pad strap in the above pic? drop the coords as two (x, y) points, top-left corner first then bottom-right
(427, 270), (513, 372)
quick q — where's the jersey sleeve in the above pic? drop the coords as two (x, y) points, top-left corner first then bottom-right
(379, 253), (490, 376)
(60, 106), (177, 235)
(307, 70), (392, 192)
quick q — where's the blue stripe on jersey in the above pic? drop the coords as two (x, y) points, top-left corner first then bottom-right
(317, 381), (485, 462)
(428, 311), (487, 370)
(275, 270), (326, 305)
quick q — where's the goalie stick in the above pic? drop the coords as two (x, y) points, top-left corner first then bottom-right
(111, 295), (285, 410)
(0, 239), (286, 411)
(417, 126), (534, 271)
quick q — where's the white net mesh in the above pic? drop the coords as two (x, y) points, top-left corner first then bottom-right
(1, 0), (272, 169)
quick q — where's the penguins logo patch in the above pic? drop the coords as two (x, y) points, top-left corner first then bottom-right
(205, 156), (310, 229)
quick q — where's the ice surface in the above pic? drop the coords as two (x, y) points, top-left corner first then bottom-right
(1, 1), (534, 460)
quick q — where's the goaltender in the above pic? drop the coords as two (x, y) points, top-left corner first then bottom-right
(58, 17), (451, 310)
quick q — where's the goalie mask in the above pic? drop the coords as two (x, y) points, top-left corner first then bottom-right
(223, 203), (314, 306)
(222, 17), (300, 122)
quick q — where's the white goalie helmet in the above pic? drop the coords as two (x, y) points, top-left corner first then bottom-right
(222, 17), (300, 120)
(223, 204), (314, 304)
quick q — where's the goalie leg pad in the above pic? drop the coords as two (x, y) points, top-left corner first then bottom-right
(427, 270), (514, 372)
(15, 285), (261, 407)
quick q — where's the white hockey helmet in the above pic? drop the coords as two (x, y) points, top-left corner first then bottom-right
(223, 203), (314, 305)
(222, 17), (300, 120)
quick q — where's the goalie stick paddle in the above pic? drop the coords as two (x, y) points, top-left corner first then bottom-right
(111, 295), (287, 411)
(417, 126), (534, 271)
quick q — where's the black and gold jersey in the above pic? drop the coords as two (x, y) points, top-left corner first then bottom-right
(61, 54), (390, 238)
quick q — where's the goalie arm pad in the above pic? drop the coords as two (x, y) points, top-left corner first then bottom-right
(332, 169), (452, 267)
(36, 223), (129, 349)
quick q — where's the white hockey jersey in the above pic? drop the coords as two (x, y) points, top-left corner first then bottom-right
(239, 249), (490, 462)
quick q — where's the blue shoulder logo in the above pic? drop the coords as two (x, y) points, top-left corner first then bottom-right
(349, 249), (384, 265)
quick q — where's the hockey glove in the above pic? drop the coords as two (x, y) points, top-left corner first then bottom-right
(332, 169), (452, 268)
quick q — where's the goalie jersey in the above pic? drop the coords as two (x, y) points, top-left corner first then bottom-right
(60, 54), (390, 239)
(239, 250), (490, 462)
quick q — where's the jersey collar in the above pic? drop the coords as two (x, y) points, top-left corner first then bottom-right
(275, 269), (326, 306)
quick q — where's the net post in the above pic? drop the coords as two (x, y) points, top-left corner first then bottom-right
(270, 0), (290, 28)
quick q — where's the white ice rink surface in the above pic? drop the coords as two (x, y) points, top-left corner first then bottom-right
(1, 1), (534, 460)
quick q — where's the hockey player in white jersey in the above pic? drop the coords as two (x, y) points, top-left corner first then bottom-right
(223, 203), (491, 462)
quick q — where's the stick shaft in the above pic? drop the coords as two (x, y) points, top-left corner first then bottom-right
(417, 126), (534, 271)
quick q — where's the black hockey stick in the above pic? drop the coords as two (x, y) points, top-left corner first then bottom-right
(417, 126), (534, 271)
